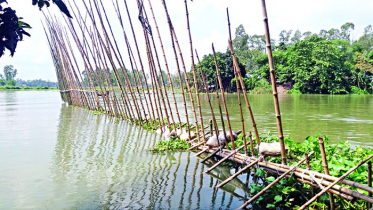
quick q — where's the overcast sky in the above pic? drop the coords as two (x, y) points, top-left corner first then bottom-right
(1, 0), (373, 81)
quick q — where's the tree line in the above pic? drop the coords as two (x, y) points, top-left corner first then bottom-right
(0, 65), (58, 87)
(193, 22), (373, 94)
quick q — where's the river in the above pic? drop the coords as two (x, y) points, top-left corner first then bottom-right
(0, 91), (372, 209)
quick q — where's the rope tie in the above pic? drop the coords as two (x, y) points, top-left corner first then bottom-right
(138, 0), (152, 35)
(301, 170), (306, 182)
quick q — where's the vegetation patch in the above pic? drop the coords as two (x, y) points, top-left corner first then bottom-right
(230, 133), (373, 209)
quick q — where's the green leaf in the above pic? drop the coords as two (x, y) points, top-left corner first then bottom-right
(274, 195), (282, 203)
(266, 203), (276, 209)
(266, 176), (275, 182)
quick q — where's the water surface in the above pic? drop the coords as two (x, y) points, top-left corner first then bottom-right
(0, 91), (372, 209)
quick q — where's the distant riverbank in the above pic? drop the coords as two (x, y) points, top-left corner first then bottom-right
(0, 85), (58, 91)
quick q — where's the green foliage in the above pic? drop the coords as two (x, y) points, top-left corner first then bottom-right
(153, 137), (191, 151)
(350, 86), (370, 94)
(236, 133), (372, 209)
(3, 65), (17, 81)
(0, 0), (71, 57)
(5, 79), (16, 86)
(230, 77), (256, 91)
(0, 78), (5, 86)
(195, 51), (246, 91)
(231, 23), (373, 95)
(249, 79), (272, 94)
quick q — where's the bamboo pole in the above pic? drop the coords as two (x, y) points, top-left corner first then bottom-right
(123, 0), (157, 127)
(184, 0), (205, 143)
(216, 159), (260, 188)
(305, 153), (314, 196)
(212, 44), (236, 150)
(296, 179), (353, 201)
(248, 132), (255, 157)
(92, 0), (143, 121)
(227, 41), (261, 146)
(226, 7), (247, 155)
(199, 145), (373, 203)
(196, 51), (219, 137)
(240, 152), (314, 209)
(260, 0), (286, 164)
(146, 0), (181, 130)
(369, 161), (372, 209)
(161, 0), (191, 136)
(111, 0), (149, 122)
(319, 135), (335, 209)
(299, 153), (373, 210)
(204, 144), (246, 174)
(201, 148), (222, 164)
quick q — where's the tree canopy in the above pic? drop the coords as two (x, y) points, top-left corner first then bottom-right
(0, 0), (71, 57)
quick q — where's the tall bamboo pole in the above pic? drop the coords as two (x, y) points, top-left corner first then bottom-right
(91, 0), (143, 121)
(195, 51), (219, 137)
(260, 0), (286, 164)
(112, 0), (150, 122)
(161, 0), (191, 136)
(184, 0), (205, 143)
(212, 44), (236, 150)
(123, 0), (157, 128)
(227, 8), (247, 155)
(147, 0), (182, 130)
(141, 2), (174, 128)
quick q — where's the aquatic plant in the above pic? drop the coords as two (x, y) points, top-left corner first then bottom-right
(233, 133), (373, 209)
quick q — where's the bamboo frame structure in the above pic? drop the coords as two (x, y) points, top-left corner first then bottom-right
(43, 0), (373, 208)
(239, 152), (315, 209)
(299, 154), (373, 209)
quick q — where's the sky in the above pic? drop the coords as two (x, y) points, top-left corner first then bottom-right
(1, 0), (373, 82)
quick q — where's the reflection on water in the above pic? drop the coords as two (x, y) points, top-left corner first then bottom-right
(49, 105), (251, 209)
(0, 91), (372, 209)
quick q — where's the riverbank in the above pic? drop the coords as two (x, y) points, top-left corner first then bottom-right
(0, 86), (58, 91)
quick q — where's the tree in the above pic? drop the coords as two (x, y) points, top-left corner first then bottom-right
(0, 0), (71, 57)
(286, 36), (351, 94)
(291, 30), (302, 44)
(3, 65), (17, 81)
(195, 51), (246, 91)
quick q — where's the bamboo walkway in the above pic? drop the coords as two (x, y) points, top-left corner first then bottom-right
(45, 0), (373, 209)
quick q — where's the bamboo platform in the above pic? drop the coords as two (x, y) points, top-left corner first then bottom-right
(44, 0), (373, 209)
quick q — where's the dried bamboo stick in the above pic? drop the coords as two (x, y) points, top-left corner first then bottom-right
(212, 44), (236, 150)
(201, 148), (222, 164)
(200, 145), (373, 203)
(296, 179), (353, 201)
(123, 0), (157, 127)
(299, 153), (373, 210)
(142, 1), (176, 129)
(305, 153), (314, 196)
(227, 41), (261, 146)
(216, 159), (260, 188)
(184, 0), (205, 143)
(240, 152), (314, 209)
(196, 51), (220, 138)
(260, 0), (286, 164)
(248, 132), (255, 157)
(319, 135), (335, 209)
(204, 144), (246, 174)
(369, 161), (372, 209)
(226, 9), (247, 155)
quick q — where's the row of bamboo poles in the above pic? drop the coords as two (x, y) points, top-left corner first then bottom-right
(45, 0), (373, 209)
